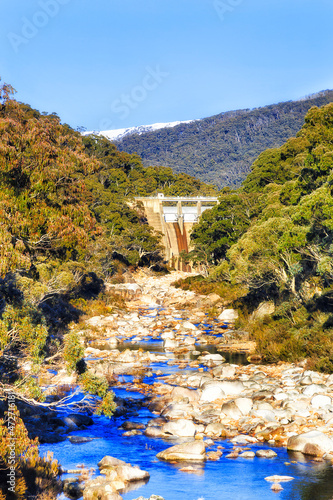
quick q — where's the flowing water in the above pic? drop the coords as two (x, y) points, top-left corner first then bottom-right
(40, 302), (333, 500)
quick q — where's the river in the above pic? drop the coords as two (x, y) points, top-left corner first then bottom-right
(40, 271), (333, 500)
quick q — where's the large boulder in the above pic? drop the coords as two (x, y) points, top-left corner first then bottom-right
(234, 397), (253, 416)
(156, 440), (206, 462)
(200, 383), (225, 402)
(218, 309), (238, 322)
(211, 380), (245, 396)
(161, 419), (197, 437)
(287, 431), (333, 457)
(116, 465), (149, 483)
(83, 477), (122, 500)
(221, 401), (242, 420)
(170, 386), (200, 403)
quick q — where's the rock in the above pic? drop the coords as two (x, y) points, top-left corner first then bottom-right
(63, 478), (85, 499)
(287, 431), (333, 457)
(156, 440), (206, 462)
(204, 423), (228, 438)
(218, 309), (238, 322)
(119, 421), (145, 431)
(302, 384), (327, 396)
(200, 383), (225, 402)
(98, 456), (127, 469)
(199, 353), (225, 365)
(67, 414), (93, 428)
(170, 386), (199, 403)
(83, 477), (122, 500)
(255, 449), (277, 458)
(182, 321), (198, 330)
(116, 465), (149, 482)
(68, 436), (94, 444)
(239, 451), (255, 458)
(265, 475), (294, 482)
(234, 397), (253, 416)
(230, 435), (258, 444)
(161, 419), (197, 437)
(311, 394), (332, 409)
(214, 380), (245, 396)
(250, 301), (275, 321)
(221, 401), (243, 420)
(163, 338), (178, 350)
(271, 483), (283, 491)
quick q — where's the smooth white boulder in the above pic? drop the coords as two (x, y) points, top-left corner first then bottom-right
(287, 431), (333, 456)
(156, 440), (206, 461)
(221, 401), (243, 419)
(234, 397), (253, 416)
(218, 309), (238, 322)
(161, 419), (196, 437)
(311, 394), (332, 409)
(200, 384), (225, 402)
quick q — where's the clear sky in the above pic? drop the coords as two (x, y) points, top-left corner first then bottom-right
(1, 0), (333, 131)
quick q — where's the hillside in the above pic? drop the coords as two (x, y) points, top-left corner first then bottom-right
(183, 101), (333, 371)
(114, 90), (333, 188)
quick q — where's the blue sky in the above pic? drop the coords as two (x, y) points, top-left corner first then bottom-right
(1, 0), (333, 131)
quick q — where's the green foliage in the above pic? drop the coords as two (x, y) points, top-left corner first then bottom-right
(95, 391), (117, 417)
(63, 331), (84, 374)
(0, 409), (60, 499)
(79, 371), (116, 417)
(79, 371), (109, 397)
(190, 189), (256, 265)
(186, 101), (333, 370)
(115, 91), (333, 188)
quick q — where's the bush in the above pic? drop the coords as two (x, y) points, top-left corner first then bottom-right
(63, 331), (84, 374)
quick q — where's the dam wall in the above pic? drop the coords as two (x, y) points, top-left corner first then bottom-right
(135, 195), (218, 270)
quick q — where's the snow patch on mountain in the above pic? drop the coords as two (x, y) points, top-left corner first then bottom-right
(86, 120), (194, 142)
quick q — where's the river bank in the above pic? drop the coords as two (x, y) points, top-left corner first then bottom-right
(38, 270), (333, 500)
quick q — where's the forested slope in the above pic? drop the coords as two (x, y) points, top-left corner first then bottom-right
(185, 101), (333, 371)
(115, 91), (333, 188)
(0, 80), (216, 498)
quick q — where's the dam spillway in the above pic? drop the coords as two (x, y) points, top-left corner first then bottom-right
(135, 194), (218, 269)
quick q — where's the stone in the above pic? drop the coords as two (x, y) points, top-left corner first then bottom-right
(83, 477), (122, 500)
(116, 465), (149, 482)
(250, 301), (275, 321)
(221, 401), (243, 420)
(170, 386), (199, 403)
(163, 338), (178, 350)
(200, 383), (225, 402)
(239, 451), (255, 458)
(287, 431), (333, 457)
(230, 435), (258, 445)
(215, 380), (245, 396)
(68, 436), (94, 444)
(255, 449), (277, 458)
(302, 384), (327, 396)
(311, 394), (332, 409)
(161, 419), (197, 437)
(265, 475), (294, 482)
(182, 321), (198, 330)
(98, 456), (127, 469)
(234, 397), (253, 416)
(218, 309), (238, 322)
(204, 423), (228, 438)
(156, 440), (206, 462)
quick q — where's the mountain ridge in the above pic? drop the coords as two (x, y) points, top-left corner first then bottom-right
(109, 90), (333, 188)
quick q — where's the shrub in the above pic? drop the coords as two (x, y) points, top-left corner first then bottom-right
(63, 331), (84, 374)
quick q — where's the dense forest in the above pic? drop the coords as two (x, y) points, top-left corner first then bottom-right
(181, 101), (333, 372)
(115, 90), (333, 188)
(0, 81), (215, 498)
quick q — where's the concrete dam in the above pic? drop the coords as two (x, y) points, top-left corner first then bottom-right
(135, 194), (218, 269)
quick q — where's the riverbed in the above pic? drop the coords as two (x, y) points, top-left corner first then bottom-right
(40, 271), (333, 500)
